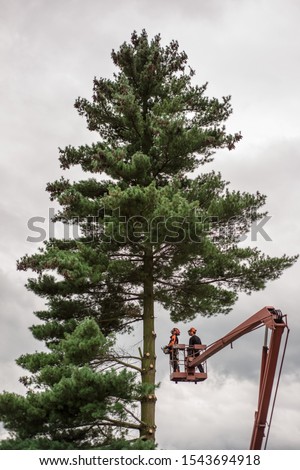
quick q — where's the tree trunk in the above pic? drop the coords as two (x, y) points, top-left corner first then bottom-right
(140, 246), (156, 442)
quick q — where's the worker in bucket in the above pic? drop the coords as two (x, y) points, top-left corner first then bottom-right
(188, 327), (204, 373)
(168, 327), (180, 372)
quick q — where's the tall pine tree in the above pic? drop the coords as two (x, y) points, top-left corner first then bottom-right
(0, 30), (297, 447)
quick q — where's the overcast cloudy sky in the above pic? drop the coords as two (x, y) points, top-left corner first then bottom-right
(1, 0), (300, 450)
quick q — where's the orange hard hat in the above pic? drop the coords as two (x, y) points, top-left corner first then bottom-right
(188, 327), (197, 334)
(171, 327), (180, 335)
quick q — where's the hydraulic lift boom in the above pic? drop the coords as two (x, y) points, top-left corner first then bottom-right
(175, 306), (288, 449)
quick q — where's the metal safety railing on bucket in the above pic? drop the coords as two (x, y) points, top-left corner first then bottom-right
(163, 343), (208, 383)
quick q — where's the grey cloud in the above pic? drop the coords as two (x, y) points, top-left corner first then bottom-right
(1, 0), (300, 450)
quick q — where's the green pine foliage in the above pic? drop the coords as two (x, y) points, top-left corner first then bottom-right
(0, 319), (149, 450)
(0, 30), (297, 448)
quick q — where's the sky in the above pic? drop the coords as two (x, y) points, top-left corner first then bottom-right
(1, 0), (300, 450)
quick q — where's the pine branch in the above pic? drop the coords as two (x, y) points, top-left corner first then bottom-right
(122, 405), (144, 426)
(96, 356), (142, 373)
(98, 417), (142, 431)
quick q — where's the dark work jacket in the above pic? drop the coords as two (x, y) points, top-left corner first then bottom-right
(188, 334), (202, 356)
